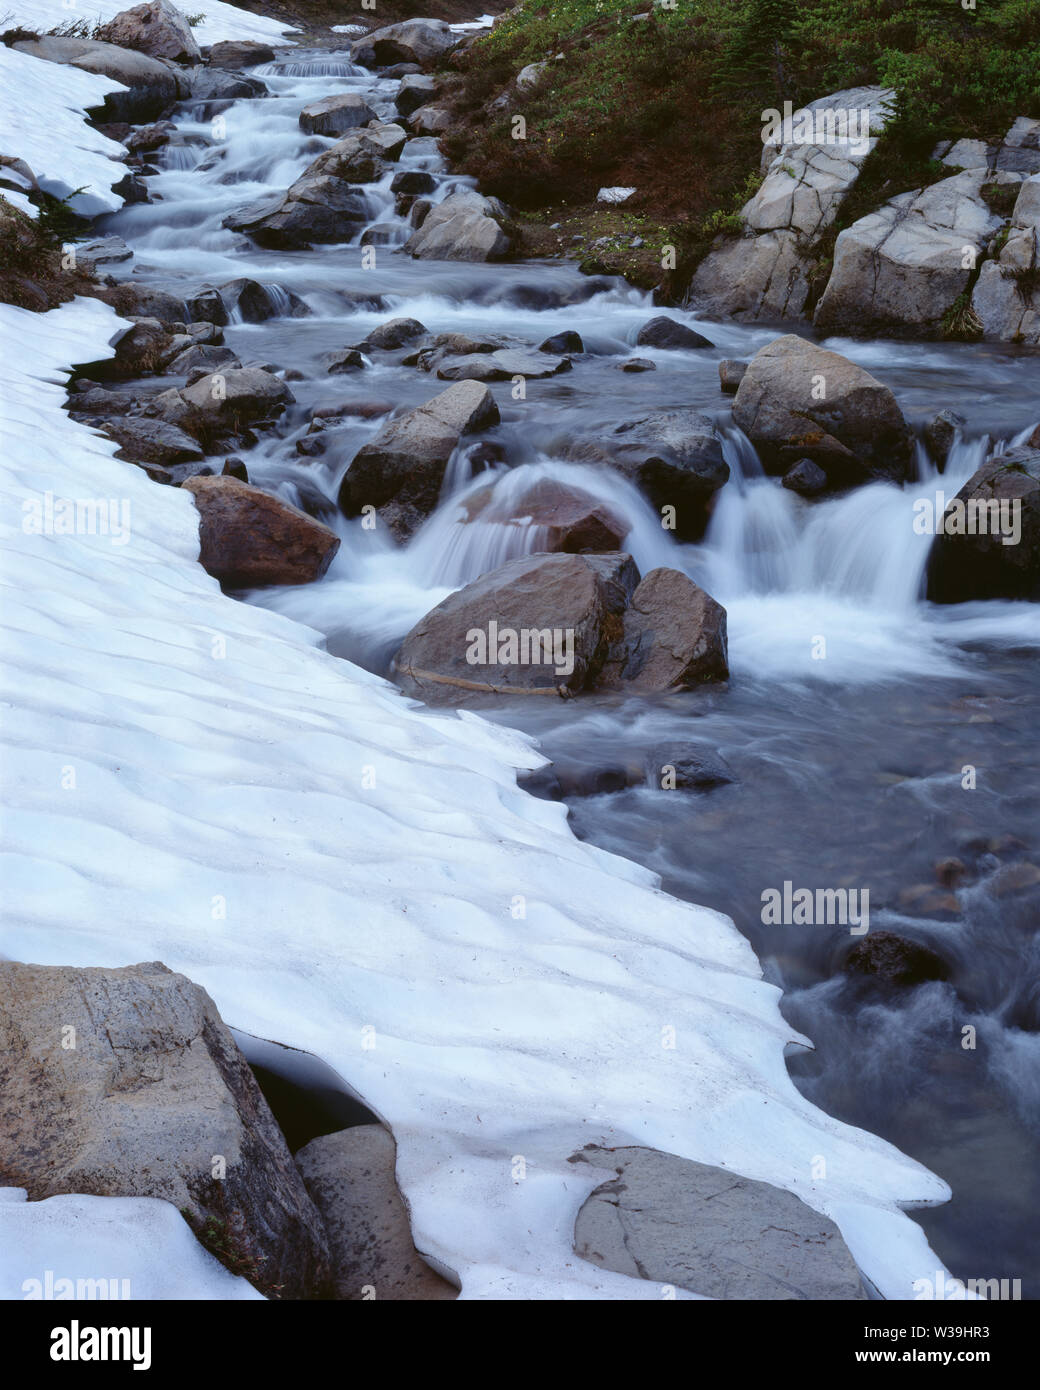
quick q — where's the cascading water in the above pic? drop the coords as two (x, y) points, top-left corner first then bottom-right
(99, 46), (1040, 1295)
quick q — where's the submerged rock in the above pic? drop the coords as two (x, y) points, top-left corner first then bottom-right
(843, 931), (948, 987)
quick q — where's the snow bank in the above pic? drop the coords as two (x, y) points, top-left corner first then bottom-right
(0, 0), (295, 47)
(0, 292), (956, 1300)
(0, 1188), (263, 1300)
(0, 43), (128, 214)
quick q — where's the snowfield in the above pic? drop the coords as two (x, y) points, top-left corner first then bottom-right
(0, 0), (295, 47)
(0, 289), (954, 1299)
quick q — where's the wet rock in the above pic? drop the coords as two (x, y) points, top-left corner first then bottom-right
(465, 477), (626, 554)
(924, 409), (967, 467)
(407, 104), (453, 136)
(733, 335), (913, 485)
(98, 416), (205, 466)
(618, 357), (655, 372)
(338, 380), (498, 537)
(435, 349), (570, 381)
(572, 1145), (866, 1299)
(12, 37), (186, 122)
(393, 552), (640, 701)
(67, 384), (135, 416)
(324, 349), (366, 374)
(74, 236), (133, 270)
(926, 445), (1040, 601)
(97, 0), (201, 64)
(185, 288), (228, 325)
(304, 123), (407, 182)
(357, 316), (427, 351)
(181, 67), (268, 104)
(224, 182), (369, 249)
(206, 40), (276, 69)
(843, 931), (948, 987)
(86, 317), (175, 379)
(112, 171), (150, 203)
(404, 189), (513, 263)
(167, 343), (240, 375)
(295, 1126), (456, 1301)
(644, 744), (737, 790)
(719, 359), (748, 394)
(971, 173), (1040, 345)
(635, 315), (713, 350)
(222, 456), (248, 482)
(218, 278), (308, 323)
(0, 960), (330, 1299)
(184, 475), (339, 587)
(409, 331), (508, 370)
(782, 457), (828, 496)
(611, 568), (729, 690)
(352, 19), (457, 67)
(299, 92), (377, 136)
(409, 197), (432, 229)
(539, 330), (584, 354)
(168, 367), (294, 438)
(395, 74), (438, 118)
(390, 169), (436, 196)
(359, 223), (398, 246)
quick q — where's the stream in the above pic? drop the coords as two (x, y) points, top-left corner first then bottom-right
(97, 43), (1040, 1297)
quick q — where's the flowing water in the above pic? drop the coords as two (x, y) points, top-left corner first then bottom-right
(100, 47), (1040, 1296)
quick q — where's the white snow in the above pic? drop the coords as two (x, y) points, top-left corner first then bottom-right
(0, 292), (957, 1300)
(449, 14), (496, 31)
(330, 25), (367, 36)
(0, 0), (295, 47)
(0, 43), (128, 214)
(0, 1188), (263, 1300)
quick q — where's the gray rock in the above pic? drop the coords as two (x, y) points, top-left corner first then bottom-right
(572, 1145), (867, 1299)
(435, 349), (570, 381)
(304, 124), (407, 182)
(224, 181), (370, 249)
(644, 744), (736, 790)
(296, 1127), (456, 1300)
(926, 445), (1040, 601)
(12, 37), (186, 122)
(971, 173), (1040, 344)
(719, 359), (748, 393)
(782, 457), (828, 496)
(610, 568), (729, 689)
(923, 409), (966, 466)
(97, 0), (201, 64)
(357, 316), (428, 351)
(182, 66), (268, 103)
(205, 40), (276, 69)
(174, 367), (295, 433)
(635, 316), (713, 350)
(98, 415), (206, 465)
(351, 18), (457, 67)
(403, 189), (512, 262)
(299, 92), (377, 136)
(218, 277), (308, 323)
(0, 961), (330, 1299)
(325, 349), (366, 374)
(74, 236), (133, 269)
(407, 104), (453, 136)
(166, 343), (241, 375)
(539, 330), (583, 354)
(395, 74), (438, 118)
(185, 288), (228, 326)
(618, 357), (656, 372)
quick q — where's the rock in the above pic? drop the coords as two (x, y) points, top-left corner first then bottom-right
(611, 568), (728, 689)
(635, 316), (713, 350)
(98, 416), (206, 466)
(782, 457), (828, 496)
(435, 349), (569, 381)
(393, 552), (640, 700)
(618, 357), (655, 372)
(644, 744), (736, 790)
(926, 445), (1040, 601)
(359, 223), (398, 247)
(218, 277), (307, 323)
(464, 477), (626, 554)
(0, 961), (330, 1299)
(305, 124), (407, 182)
(126, 120), (174, 153)
(597, 186), (636, 204)
(185, 288), (228, 325)
(815, 169), (1015, 338)
(732, 335), (913, 485)
(573, 409), (729, 541)
(395, 74), (438, 117)
(539, 330), (583, 354)
(299, 92), (377, 136)
(74, 236), (133, 270)
(358, 317), (428, 351)
(222, 456), (248, 482)
(390, 169), (436, 196)
(351, 18), (457, 67)
(719, 359), (748, 394)
(338, 381), (498, 536)
(224, 181), (369, 250)
(924, 409), (967, 466)
(572, 1145), (866, 1299)
(971, 173), (1040, 344)
(86, 317), (175, 379)
(182, 66), (268, 103)
(175, 367), (294, 436)
(67, 384), (135, 415)
(167, 343), (241, 375)
(690, 86), (896, 322)
(295, 1127), (456, 1300)
(404, 189), (513, 262)
(843, 931), (948, 987)
(407, 104), (453, 136)
(207, 39), (276, 68)
(12, 37), (185, 122)
(409, 197), (432, 229)
(97, 0), (201, 64)
(184, 475), (339, 587)
(325, 349), (366, 374)
(408, 331), (508, 371)
(517, 61), (547, 91)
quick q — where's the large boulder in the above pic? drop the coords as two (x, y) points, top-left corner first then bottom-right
(206, 40), (277, 69)
(395, 74), (438, 117)
(0, 961), (330, 1299)
(97, 0), (201, 64)
(971, 174), (1040, 344)
(299, 93), (377, 136)
(608, 567), (729, 690)
(925, 445), (1040, 601)
(12, 37), (186, 122)
(304, 124), (407, 183)
(184, 475), (340, 588)
(176, 367), (295, 433)
(394, 552), (640, 701)
(351, 19), (457, 67)
(295, 1127), (456, 1300)
(570, 409), (729, 540)
(572, 1145), (866, 1299)
(181, 66), (268, 103)
(814, 169), (1017, 337)
(403, 190), (513, 263)
(732, 335), (913, 485)
(462, 477), (627, 554)
(97, 416), (206, 467)
(338, 381), (499, 538)
(224, 179), (370, 249)
(689, 86), (895, 321)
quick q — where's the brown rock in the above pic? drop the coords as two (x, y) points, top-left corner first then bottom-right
(184, 475), (340, 587)
(613, 568), (729, 689)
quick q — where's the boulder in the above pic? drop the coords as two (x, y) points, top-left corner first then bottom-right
(356, 316), (427, 351)
(435, 349), (569, 381)
(305, 124), (407, 182)
(971, 174), (1040, 345)
(925, 445), (1040, 601)
(174, 367), (295, 435)
(338, 381), (499, 537)
(923, 408), (967, 467)
(635, 316), (713, 350)
(618, 357), (655, 372)
(463, 477), (626, 554)
(184, 475), (340, 587)
(644, 744), (736, 790)
(351, 19), (457, 67)
(390, 169), (436, 196)
(732, 335), (913, 485)
(12, 37), (186, 122)
(182, 66), (268, 103)
(98, 416), (206, 466)
(185, 288), (228, 325)
(295, 1127), (456, 1300)
(97, 0), (201, 64)
(395, 74), (438, 117)
(299, 93), (377, 136)
(572, 409), (729, 540)
(403, 189), (513, 262)
(407, 104), (453, 136)
(516, 61), (548, 92)
(814, 169), (1016, 338)
(206, 40), (277, 68)
(610, 567), (729, 690)
(782, 457), (828, 496)
(324, 349), (366, 374)
(167, 343), (241, 375)
(719, 359), (748, 394)
(0, 961), (330, 1299)
(540, 330), (584, 354)
(74, 236), (133, 270)
(86, 317), (176, 379)
(843, 931), (948, 987)
(572, 1145), (866, 1299)
(218, 277), (308, 323)
(393, 552), (640, 701)
(224, 180), (370, 249)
